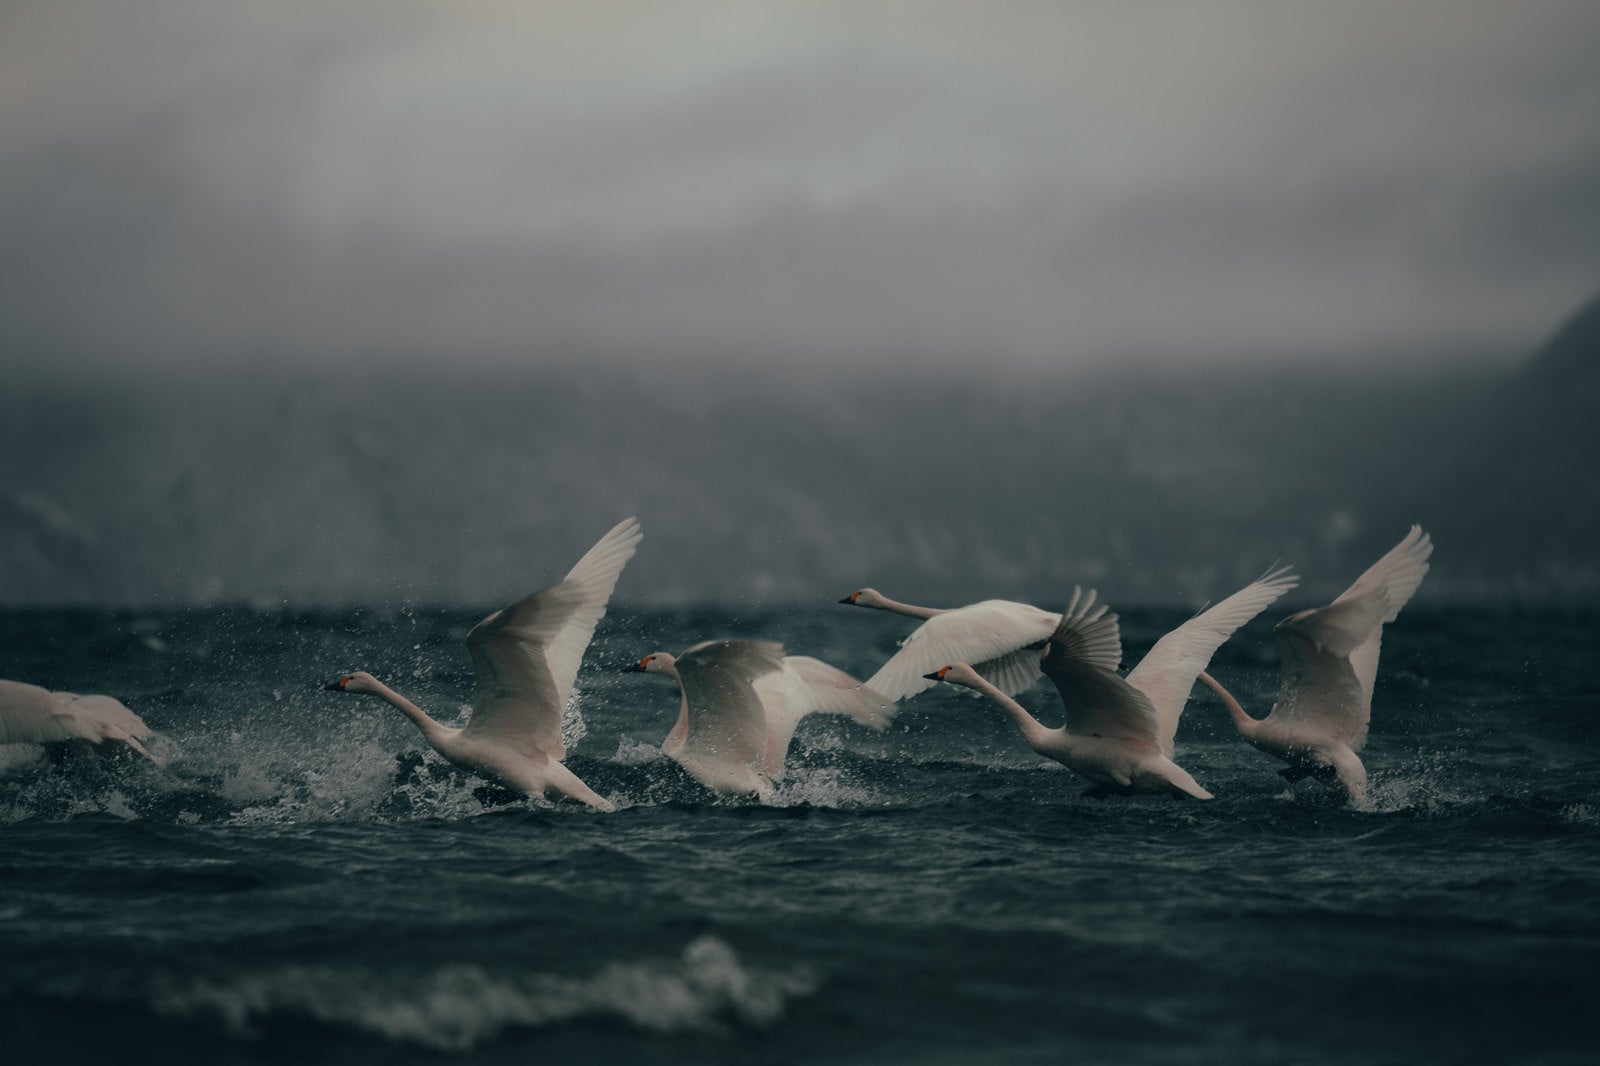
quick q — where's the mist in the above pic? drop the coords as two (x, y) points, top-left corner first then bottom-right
(3, 1), (1599, 373)
(2, 3), (1597, 607)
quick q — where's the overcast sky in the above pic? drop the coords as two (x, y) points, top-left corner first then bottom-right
(3, 0), (1597, 375)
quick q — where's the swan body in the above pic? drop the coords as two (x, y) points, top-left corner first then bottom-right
(325, 517), (643, 811)
(630, 640), (892, 797)
(927, 658), (1212, 800)
(839, 588), (1060, 702)
(927, 568), (1297, 799)
(0, 679), (160, 763)
(1205, 526), (1433, 805)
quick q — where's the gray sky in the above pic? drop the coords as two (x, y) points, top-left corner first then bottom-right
(3, 0), (1598, 373)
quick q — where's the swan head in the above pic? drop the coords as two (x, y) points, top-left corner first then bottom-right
(923, 662), (982, 688)
(625, 652), (677, 675)
(839, 587), (887, 609)
(324, 670), (380, 694)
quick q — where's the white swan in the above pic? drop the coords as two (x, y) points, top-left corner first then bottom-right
(927, 568), (1297, 799)
(1201, 526), (1433, 806)
(0, 679), (160, 764)
(838, 589), (1060, 702)
(324, 517), (642, 811)
(627, 640), (893, 798)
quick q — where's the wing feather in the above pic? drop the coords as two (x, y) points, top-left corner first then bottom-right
(755, 656), (893, 778)
(1039, 588), (1156, 743)
(1126, 565), (1299, 756)
(675, 640), (783, 768)
(543, 517), (644, 713)
(1269, 528), (1431, 750)
(0, 680), (97, 745)
(464, 518), (642, 761)
(865, 600), (1059, 702)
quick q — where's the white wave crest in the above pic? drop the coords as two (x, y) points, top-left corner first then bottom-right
(149, 936), (815, 1050)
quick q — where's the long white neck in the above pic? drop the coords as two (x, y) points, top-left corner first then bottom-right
(965, 673), (1051, 750)
(1197, 670), (1258, 738)
(365, 678), (453, 748)
(871, 595), (945, 620)
(646, 659), (691, 752)
(660, 664), (689, 753)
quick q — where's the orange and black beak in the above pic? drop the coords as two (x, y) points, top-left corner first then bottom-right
(623, 658), (648, 673)
(838, 593), (860, 605)
(323, 676), (350, 691)
(922, 667), (952, 682)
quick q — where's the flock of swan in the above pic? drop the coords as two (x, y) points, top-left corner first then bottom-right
(0, 516), (1432, 809)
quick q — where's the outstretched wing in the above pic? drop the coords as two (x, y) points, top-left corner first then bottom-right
(865, 600), (1059, 702)
(755, 656), (894, 778)
(0, 681), (156, 759)
(1039, 588), (1157, 744)
(1270, 527), (1431, 750)
(1334, 525), (1432, 709)
(1126, 565), (1299, 756)
(675, 640), (786, 768)
(0, 680), (94, 745)
(465, 517), (642, 761)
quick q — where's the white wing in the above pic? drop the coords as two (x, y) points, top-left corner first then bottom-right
(0, 679), (155, 757)
(675, 640), (785, 769)
(1335, 525), (1432, 709)
(755, 656), (894, 778)
(1270, 527), (1431, 750)
(1, 680), (99, 745)
(865, 600), (1059, 702)
(1039, 588), (1157, 744)
(1126, 565), (1299, 756)
(465, 517), (642, 762)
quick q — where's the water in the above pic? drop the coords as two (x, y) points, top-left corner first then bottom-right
(2, 603), (1597, 1064)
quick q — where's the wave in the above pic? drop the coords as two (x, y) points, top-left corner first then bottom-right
(143, 936), (815, 1050)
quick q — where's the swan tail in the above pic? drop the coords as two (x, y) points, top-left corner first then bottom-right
(544, 762), (617, 812)
(1161, 761), (1215, 800)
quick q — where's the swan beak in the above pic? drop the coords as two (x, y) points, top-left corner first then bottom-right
(622, 661), (646, 673)
(323, 677), (348, 691)
(838, 593), (859, 605)
(923, 666), (951, 682)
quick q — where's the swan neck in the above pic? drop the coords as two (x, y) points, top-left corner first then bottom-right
(876, 595), (944, 620)
(969, 674), (1050, 747)
(1197, 670), (1258, 736)
(664, 690), (690, 753)
(368, 679), (450, 745)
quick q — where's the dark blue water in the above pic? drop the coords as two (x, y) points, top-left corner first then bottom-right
(3, 604), (1597, 1064)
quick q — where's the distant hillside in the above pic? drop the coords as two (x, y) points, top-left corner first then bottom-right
(1515, 290), (1600, 395)
(1406, 289), (1600, 597)
(1, 294), (1597, 608)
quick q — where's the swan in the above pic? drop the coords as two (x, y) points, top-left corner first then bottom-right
(1200, 526), (1433, 805)
(0, 679), (160, 764)
(324, 517), (642, 811)
(838, 588), (1060, 702)
(926, 568), (1297, 799)
(627, 640), (892, 798)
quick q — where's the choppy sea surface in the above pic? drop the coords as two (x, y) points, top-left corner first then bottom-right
(2, 603), (1597, 1065)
